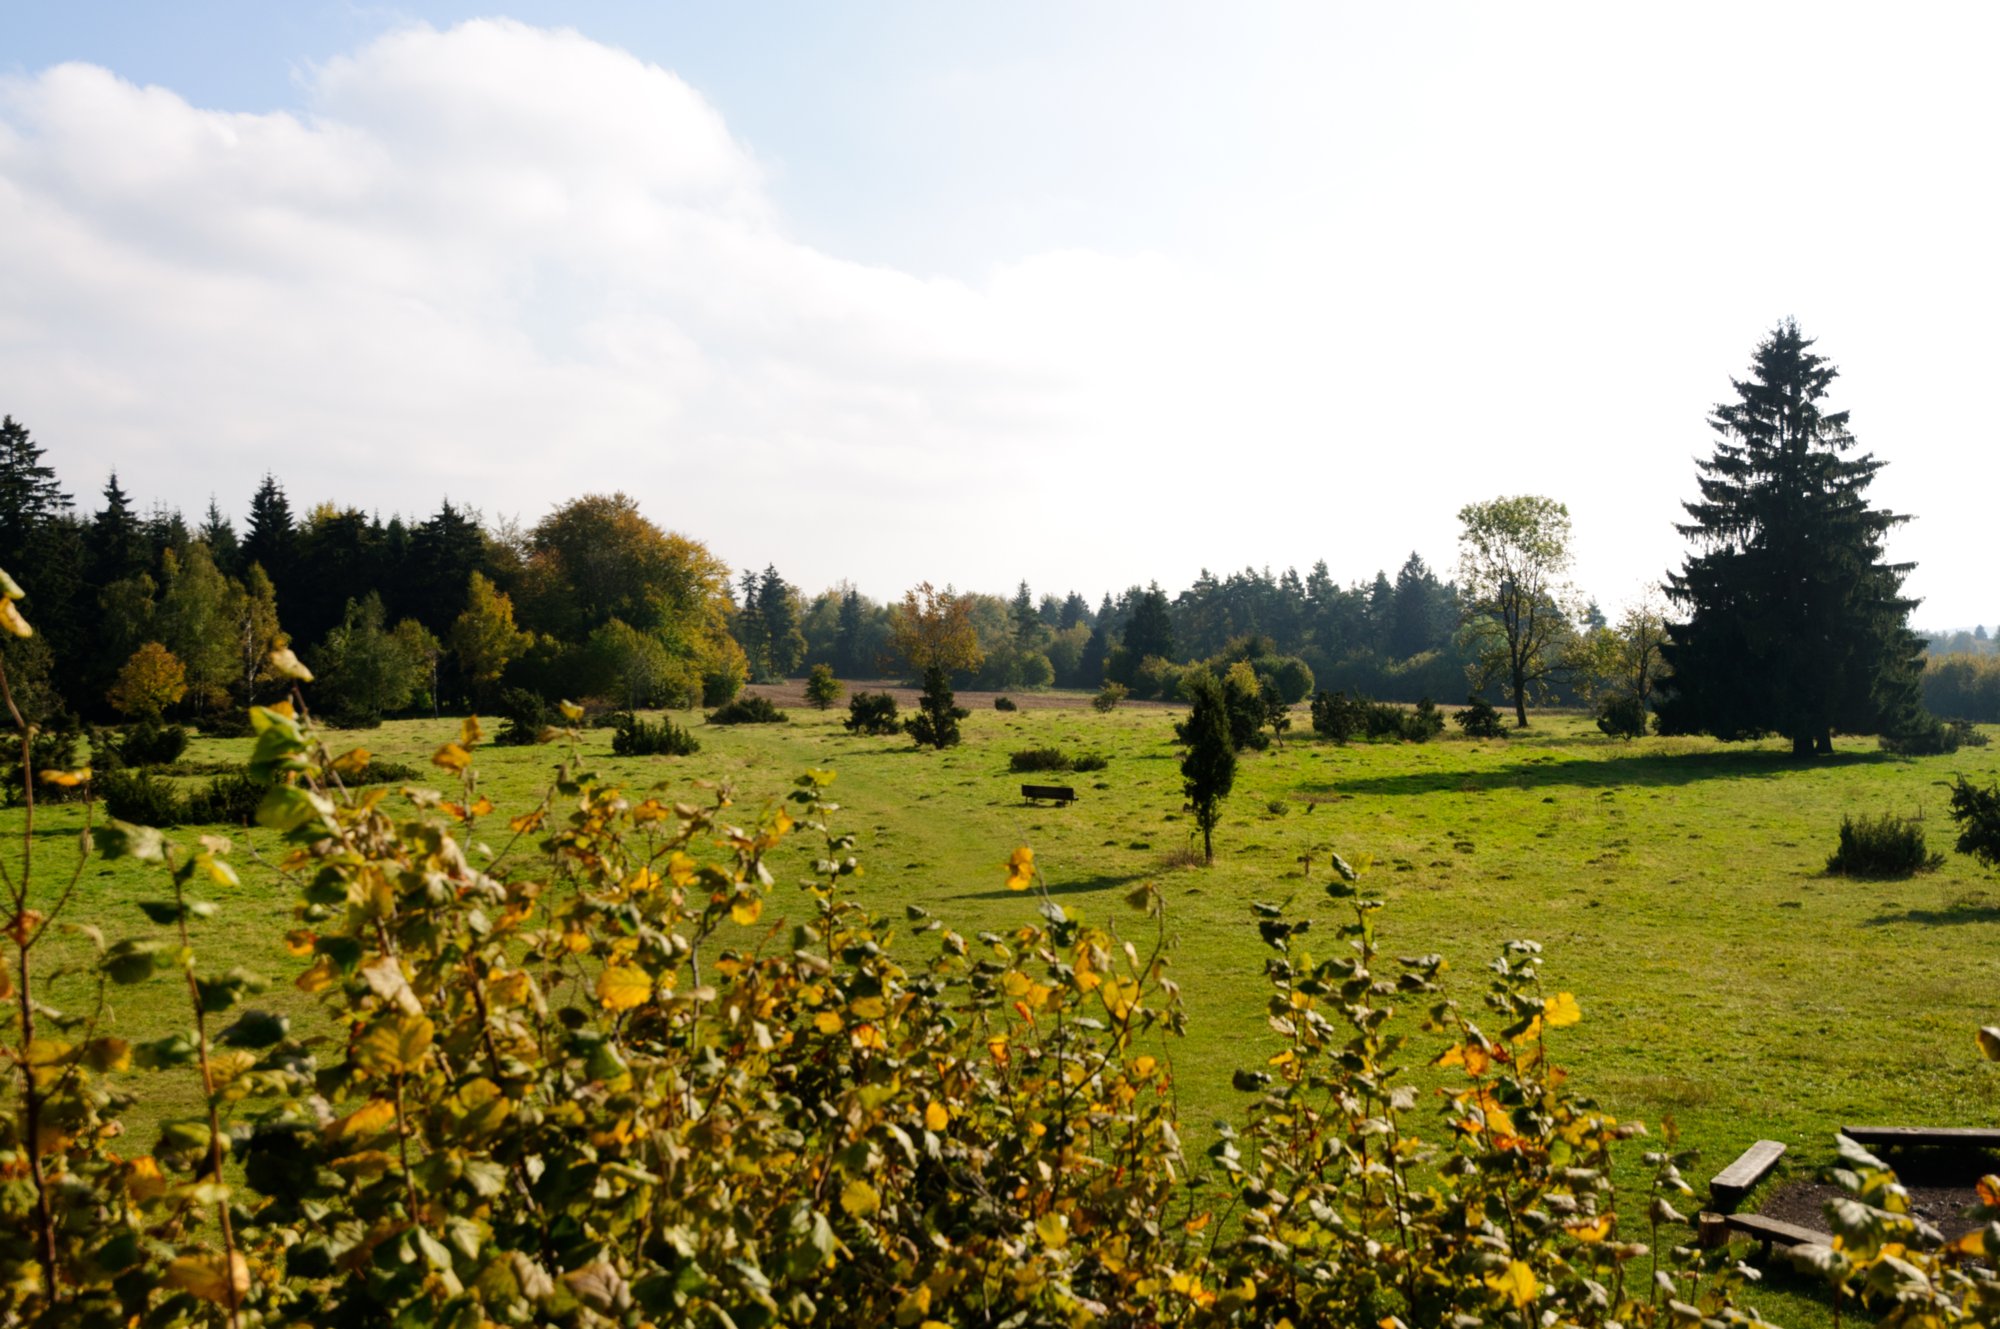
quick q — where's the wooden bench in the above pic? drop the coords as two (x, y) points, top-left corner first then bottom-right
(1723, 1212), (1828, 1256)
(1710, 1139), (1786, 1210)
(1021, 784), (1077, 806)
(1841, 1126), (2000, 1150)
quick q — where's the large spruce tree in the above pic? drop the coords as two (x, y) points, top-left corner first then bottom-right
(1656, 320), (1923, 756)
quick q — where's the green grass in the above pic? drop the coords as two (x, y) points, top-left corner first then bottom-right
(8, 698), (1999, 1325)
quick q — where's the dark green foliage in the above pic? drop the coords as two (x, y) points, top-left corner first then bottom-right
(183, 769), (268, 825)
(1402, 696), (1444, 743)
(1595, 693), (1648, 741)
(1119, 584), (1175, 668)
(0, 726), (85, 805)
(1311, 689), (1363, 743)
(491, 687), (552, 747)
(118, 719), (189, 767)
(1659, 321), (1925, 756)
(844, 690), (901, 735)
(1453, 695), (1508, 739)
(707, 693), (788, 725)
(804, 662), (843, 710)
(1922, 653), (2000, 723)
(1091, 682), (1126, 713)
(97, 767), (184, 826)
(1878, 716), (1986, 756)
(993, 695), (1017, 711)
(904, 665), (967, 748)
(1175, 668), (1236, 865)
(1826, 812), (1942, 878)
(1221, 665), (1269, 752)
(1009, 747), (1070, 772)
(339, 758), (422, 785)
(1071, 752), (1109, 773)
(1255, 655), (1315, 705)
(1948, 776), (2000, 870)
(611, 711), (701, 756)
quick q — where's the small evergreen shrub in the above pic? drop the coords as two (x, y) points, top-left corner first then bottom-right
(1453, 695), (1508, 739)
(338, 759), (424, 785)
(1596, 693), (1648, 740)
(1311, 689), (1363, 743)
(1881, 716), (1987, 755)
(707, 694), (788, 725)
(1949, 775), (2000, 870)
(844, 691), (901, 735)
(1826, 812), (1943, 878)
(184, 770), (268, 825)
(611, 712), (701, 756)
(805, 663), (843, 710)
(1402, 696), (1445, 743)
(1009, 747), (1070, 773)
(1071, 752), (1109, 773)
(905, 667), (969, 749)
(2, 727), (86, 805)
(993, 695), (1017, 711)
(1092, 682), (1127, 713)
(492, 688), (553, 747)
(1360, 698), (1409, 741)
(119, 718), (190, 767)
(97, 767), (185, 826)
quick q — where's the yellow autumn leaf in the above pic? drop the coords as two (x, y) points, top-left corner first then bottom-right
(460, 715), (483, 747)
(850, 995), (887, 1020)
(432, 742), (472, 774)
(37, 768), (89, 787)
(1486, 1260), (1538, 1309)
(165, 1252), (250, 1306)
(295, 956), (338, 994)
(325, 1098), (399, 1144)
(815, 1010), (843, 1034)
(1543, 992), (1582, 1028)
(730, 895), (763, 927)
(596, 965), (653, 1012)
(0, 568), (20, 600)
(1979, 1027), (2000, 1062)
(125, 1155), (166, 1204)
(1005, 846), (1035, 891)
(559, 699), (584, 722)
(1134, 1055), (1157, 1076)
(924, 1101), (949, 1132)
(353, 1014), (434, 1076)
(1564, 1214), (1614, 1242)
(0, 597), (31, 638)
(331, 747), (371, 778)
(840, 1178), (879, 1217)
(1035, 1212), (1070, 1249)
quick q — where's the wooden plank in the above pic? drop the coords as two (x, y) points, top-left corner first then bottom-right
(1021, 784), (1076, 804)
(1724, 1212), (1827, 1250)
(1841, 1125), (2000, 1149)
(1710, 1140), (1786, 1210)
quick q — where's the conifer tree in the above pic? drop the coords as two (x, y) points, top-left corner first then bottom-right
(1176, 667), (1237, 866)
(87, 473), (148, 588)
(1656, 321), (1924, 755)
(0, 416), (69, 571)
(243, 474), (296, 596)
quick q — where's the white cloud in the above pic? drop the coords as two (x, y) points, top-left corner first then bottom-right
(0, 13), (1993, 625)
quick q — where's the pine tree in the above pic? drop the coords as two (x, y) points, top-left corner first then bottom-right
(1656, 320), (1924, 756)
(758, 565), (805, 677)
(243, 474), (296, 594)
(834, 587), (866, 677)
(87, 473), (148, 588)
(1121, 584), (1175, 664)
(198, 498), (241, 574)
(1176, 667), (1237, 866)
(0, 416), (70, 571)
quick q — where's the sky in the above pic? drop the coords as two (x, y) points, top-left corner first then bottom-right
(1, 4), (1995, 627)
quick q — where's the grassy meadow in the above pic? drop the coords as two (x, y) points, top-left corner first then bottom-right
(8, 687), (2000, 1325)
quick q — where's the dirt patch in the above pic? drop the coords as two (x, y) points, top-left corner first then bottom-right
(1756, 1178), (1982, 1242)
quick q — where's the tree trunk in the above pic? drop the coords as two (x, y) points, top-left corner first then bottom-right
(1815, 728), (1833, 756)
(1511, 660), (1528, 727)
(1791, 731), (1814, 759)
(1202, 822), (1213, 867)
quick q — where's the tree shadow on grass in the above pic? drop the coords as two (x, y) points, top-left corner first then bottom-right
(952, 870), (1152, 902)
(1310, 749), (1896, 798)
(1864, 903), (2000, 927)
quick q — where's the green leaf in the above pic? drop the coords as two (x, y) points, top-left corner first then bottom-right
(132, 1033), (199, 1069)
(102, 939), (164, 985)
(354, 1013), (434, 1075)
(138, 899), (217, 925)
(256, 785), (334, 834)
(216, 1009), (289, 1048)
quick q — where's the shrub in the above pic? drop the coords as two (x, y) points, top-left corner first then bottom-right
(805, 662), (844, 710)
(1132, 653), (1182, 702)
(1222, 661), (1270, 751)
(844, 690), (901, 735)
(1880, 715), (1987, 755)
(1402, 696), (1445, 742)
(1009, 746), (1071, 773)
(491, 686), (553, 746)
(1596, 693), (1648, 740)
(340, 758), (423, 785)
(1949, 775), (2000, 870)
(1826, 812), (1943, 878)
(119, 718), (190, 767)
(96, 766), (185, 826)
(1092, 681), (1127, 713)
(1071, 752), (1109, 773)
(1454, 694), (1508, 739)
(707, 693), (788, 725)
(993, 695), (1017, 711)
(183, 769), (269, 825)
(905, 665), (967, 748)
(611, 711), (701, 756)
(1360, 697), (1409, 741)
(1311, 689), (1364, 743)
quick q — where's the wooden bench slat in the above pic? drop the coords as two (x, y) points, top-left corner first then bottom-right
(1841, 1125), (2000, 1148)
(1710, 1139), (1786, 1209)
(1020, 784), (1077, 804)
(1724, 1212), (1827, 1249)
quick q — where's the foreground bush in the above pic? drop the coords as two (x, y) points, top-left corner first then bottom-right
(609, 710), (700, 756)
(1826, 811), (1943, 878)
